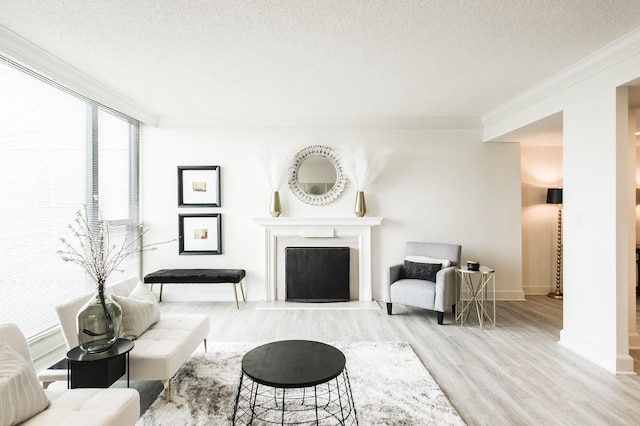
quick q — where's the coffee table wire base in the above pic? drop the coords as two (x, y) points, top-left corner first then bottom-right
(232, 368), (358, 425)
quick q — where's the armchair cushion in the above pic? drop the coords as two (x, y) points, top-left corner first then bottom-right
(404, 255), (451, 268)
(0, 342), (49, 425)
(401, 260), (442, 282)
(112, 281), (160, 340)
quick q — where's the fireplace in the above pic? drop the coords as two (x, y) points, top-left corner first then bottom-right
(254, 217), (383, 301)
(285, 247), (350, 302)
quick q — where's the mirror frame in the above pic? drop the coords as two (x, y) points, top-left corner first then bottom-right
(288, 145), (347, 206)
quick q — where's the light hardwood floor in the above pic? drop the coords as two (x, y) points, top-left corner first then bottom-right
(149, 297), (640, 425)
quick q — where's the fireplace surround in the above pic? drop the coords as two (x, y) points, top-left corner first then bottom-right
(254, 217), (383, 301)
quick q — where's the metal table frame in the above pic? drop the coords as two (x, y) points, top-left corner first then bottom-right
(456, 266), (496, 328)
(232, 340), (358, 425)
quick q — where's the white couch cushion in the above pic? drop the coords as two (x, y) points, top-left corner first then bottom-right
(112, 282), (160, 340)
(127, 314), (209, 381)
(107, 276), (140, 297)
(20, 388), (139, 426)
(0, 342), (49, 426)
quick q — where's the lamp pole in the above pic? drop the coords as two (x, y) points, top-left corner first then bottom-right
(546, 188), (563, 299)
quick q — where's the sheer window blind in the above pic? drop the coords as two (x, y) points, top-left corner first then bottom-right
(0, 55), (140, 339)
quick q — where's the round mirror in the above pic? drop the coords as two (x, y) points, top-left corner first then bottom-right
(288, 145), (347, 205)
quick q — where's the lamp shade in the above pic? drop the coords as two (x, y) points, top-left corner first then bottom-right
(546, 188), (562, 204)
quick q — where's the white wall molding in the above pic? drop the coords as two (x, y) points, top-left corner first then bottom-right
(629, 332), (640, 350)
(495, 290), (526, 301)
(482, 27), (640, 129)
(0, 25), (158, 125)
(156, 115), (482, 130)
(521, 284), (550, 296)
(560, 328), (635, 374)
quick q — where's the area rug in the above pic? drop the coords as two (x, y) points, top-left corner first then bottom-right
(137, 341), (465, 425)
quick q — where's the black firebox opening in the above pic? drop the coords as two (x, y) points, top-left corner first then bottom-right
(285, 247), (350, 302)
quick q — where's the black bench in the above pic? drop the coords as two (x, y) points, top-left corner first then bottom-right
(143, 269), (246, 309)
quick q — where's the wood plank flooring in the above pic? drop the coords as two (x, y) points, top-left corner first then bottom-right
(143, 297), (640, 425)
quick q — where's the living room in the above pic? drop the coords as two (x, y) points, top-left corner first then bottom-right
(3, 2), (640, 425)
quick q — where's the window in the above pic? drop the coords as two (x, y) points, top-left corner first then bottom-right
(0, 55), (139, 340)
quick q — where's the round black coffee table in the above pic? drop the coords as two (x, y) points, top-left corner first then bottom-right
(232, 340), (357, 425)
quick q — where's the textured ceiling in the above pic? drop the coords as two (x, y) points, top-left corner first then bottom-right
(2, 1), (640, 122)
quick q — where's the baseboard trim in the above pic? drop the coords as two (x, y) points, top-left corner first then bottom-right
(256, 300), (380, 310)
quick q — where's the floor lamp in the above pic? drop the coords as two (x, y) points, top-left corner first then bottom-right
(547, 187), (563, 299)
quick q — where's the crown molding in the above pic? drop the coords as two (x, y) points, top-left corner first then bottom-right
(482, 27), (640, 128)
(156, 115), (482, 129)
(0, 25), (158, 125)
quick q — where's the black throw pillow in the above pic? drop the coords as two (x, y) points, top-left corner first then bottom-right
(401, 260), (442, 282)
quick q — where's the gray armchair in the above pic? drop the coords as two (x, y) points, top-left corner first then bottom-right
(384, 241), (461, 325)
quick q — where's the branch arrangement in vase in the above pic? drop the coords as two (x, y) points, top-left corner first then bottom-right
(58, 197), (173, 289)
(341, 145), (392, 216)
(57, 195), (173, 352)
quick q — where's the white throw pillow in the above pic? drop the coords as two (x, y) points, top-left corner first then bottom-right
(0, 342), (49, 425)
(112, 282), (161, 340)
(404, 255), (452, 268)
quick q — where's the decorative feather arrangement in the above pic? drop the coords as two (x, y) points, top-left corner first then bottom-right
(257, 149), (291, 191)
(341, 145), (392, 191)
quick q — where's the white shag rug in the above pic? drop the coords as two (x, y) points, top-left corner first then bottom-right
(137, 341), (465, 425)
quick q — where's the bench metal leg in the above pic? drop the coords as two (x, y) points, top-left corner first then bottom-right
(239, 280), (246, 301)
(233, 284), (240, 310)
(159, 283), (164, 302)
(232, 280), (246, 310)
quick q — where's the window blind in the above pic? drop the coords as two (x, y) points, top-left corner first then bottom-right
(0, 54), (140, 339)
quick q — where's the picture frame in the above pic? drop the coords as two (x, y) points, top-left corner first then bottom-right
(178, 166), (221, 207)
(178, 213), (222, 255)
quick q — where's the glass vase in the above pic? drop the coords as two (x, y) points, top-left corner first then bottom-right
(77, 289), (122, 353)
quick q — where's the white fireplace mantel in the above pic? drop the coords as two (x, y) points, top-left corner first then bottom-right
(254, 217), (383, 301)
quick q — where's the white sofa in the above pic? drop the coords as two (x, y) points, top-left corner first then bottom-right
(0, 323), (139, 426)
(54, 275), (210, 402)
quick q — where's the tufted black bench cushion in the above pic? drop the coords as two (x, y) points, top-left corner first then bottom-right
(144, 268), (246, 308)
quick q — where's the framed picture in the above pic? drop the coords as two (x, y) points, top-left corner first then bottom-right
(178, 214), (222, 255)
(178, 166), (221, 207)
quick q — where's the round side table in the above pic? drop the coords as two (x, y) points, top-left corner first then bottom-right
(456, 266), (496, 327)
(66, 338), (134, 389)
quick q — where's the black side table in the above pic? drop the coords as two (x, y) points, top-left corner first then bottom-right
(66, 338), (134, 389)
(232, 340), (357, 425)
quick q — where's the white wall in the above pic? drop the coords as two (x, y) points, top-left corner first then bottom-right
(140, 126), (524, 304)
(521, 146), (563, 294)
(636, 147), (640, 245)
(484, 48), (640, 374)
